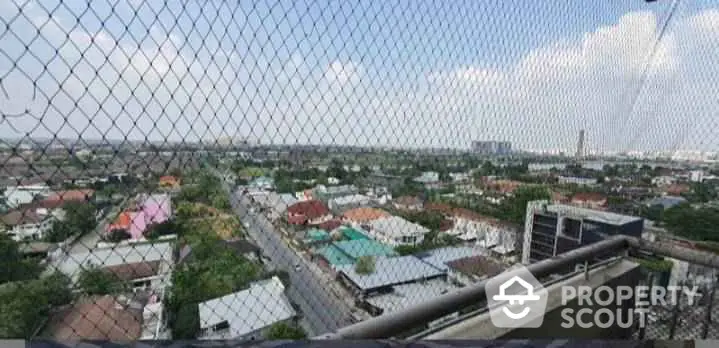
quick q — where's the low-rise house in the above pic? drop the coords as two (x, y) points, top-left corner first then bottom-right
(392, 195), (423, 211)
(4, 183), (51, 208)
(44, 293), (168, 340)
(1, 207), (56, 241)
(252, 192), (297, 220)
(446, 255), (505, 286)
(414, 172), (442, 189)
(558, 176), (599, 186)
(56, 241), (174, 292)
(44, 189), (95, 204)
(286, 200), (331, 225)
(327, 194), (371, 212)
(570, 192), (607, 209)
(651, 176), (676, 187)
(106, 194), (173, 240)
(248, 176), (275, 191)
(45, 295), (144, 340)
(313, 184), (359, 201)
(342, 207), (391, 224)
(365, 216), (429, 246)
(198, 276), (297, 340)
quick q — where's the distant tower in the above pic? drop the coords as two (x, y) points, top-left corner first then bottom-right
(576, 130), (585, 159)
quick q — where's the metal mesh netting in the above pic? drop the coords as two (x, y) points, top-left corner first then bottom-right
(1, 0), (719, 341)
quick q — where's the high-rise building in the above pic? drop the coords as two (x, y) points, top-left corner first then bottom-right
(521, 201), (643, 271)
(471, 141), (512, 155)
(576, 130), (585, 159)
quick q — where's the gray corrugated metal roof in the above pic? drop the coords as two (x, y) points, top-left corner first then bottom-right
(417, 246), (481, 271)
(336, 255), (445, 291)
(57, 241), (173, 280)
(198, 277), (296, 339)
(546, 204), (641, 226)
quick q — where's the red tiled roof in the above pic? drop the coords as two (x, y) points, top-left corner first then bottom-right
(287, 200), (330, 219)
(342, 207), (390, 222)
(571, 192), (607, 202)
(46, 295), (142, 340)
(45, 189), (95, 203)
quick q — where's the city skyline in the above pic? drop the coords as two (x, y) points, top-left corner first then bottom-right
(1, 1), (718, 152)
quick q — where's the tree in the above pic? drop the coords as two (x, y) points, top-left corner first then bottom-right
(0, 274), (72, 338)
(0, 234), (42, 284)
(105, 228), (131, 243)
(45, 220), (75, 243)
(77, 267), (126, 295)
(171, 304), (200, 339)
(64, 202), (97, 234)
(144, 220), (177, 240)
(265, 322), (307, 340)
(500, 185), (551, 225)
(355, 256), (375, 274)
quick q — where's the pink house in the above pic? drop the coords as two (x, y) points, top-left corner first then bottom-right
(108, 194), (173, 240)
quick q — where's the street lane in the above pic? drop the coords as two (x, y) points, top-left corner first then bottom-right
(227, 187), (354, 336)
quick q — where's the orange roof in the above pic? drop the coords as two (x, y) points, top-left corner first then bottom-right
(45, 189), (95, 203)
(108, 211), (132, 230)
(159, 176), (179, 185)
(342, 207), (390, 222)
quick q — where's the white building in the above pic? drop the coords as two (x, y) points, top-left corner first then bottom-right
(557, 176), (598, 186)
(689, 170), (704, 183)
(55, 241), (174, 292)
(328, 194), (371, 210)
(198, 277), (297, 340)
(365, 216), (429, 246)
(1, 208), (56, 241)
(4, 184), (51, 208)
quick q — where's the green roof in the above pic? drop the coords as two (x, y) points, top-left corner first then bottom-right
(307, 228), (330, 241)
(317, 245), (355, 265)
(340, 226), (369, 240)
(334, 239), (397, 259)
(316, 239), (397, 266)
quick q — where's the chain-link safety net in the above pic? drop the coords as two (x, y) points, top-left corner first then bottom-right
(1, 0), (719, 341)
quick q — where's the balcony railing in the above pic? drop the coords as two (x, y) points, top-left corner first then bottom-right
(318, 236), (719, 339)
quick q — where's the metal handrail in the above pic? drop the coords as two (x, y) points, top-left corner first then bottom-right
(317, 235), (719, 339)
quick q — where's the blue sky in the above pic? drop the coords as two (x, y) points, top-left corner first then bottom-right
(1, 0), (718, 153)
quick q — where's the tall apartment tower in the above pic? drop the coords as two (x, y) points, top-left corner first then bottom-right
(576, 129), (585, 159)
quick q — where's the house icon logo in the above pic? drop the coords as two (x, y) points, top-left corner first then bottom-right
(485, 264), (548, 328)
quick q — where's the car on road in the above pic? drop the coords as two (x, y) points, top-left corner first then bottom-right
(294, 263), (301, 271)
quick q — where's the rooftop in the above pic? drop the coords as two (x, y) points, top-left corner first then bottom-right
(335, 255), (445, 291)
(543, 203), (642, 226)
(367, 216), (430, 238)
(56, 241), (173, 280)
(365, 279), (458, 316)
(45, 295), (143, 340)
(416, 246), (481, 272)
(198, 276), (296, 339)
(286, 200), (330, 219)
(329, 194), (370, 206)
(343, 207), (391, 223)
(445, 255), (505, 279)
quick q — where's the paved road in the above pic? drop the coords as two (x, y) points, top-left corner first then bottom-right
(226, 186), (354, 336)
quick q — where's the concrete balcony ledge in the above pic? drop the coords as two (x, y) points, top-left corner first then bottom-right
(418, 258), (642, 339)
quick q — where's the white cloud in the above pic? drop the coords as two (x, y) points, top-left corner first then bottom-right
(2, 4), (719, 152)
